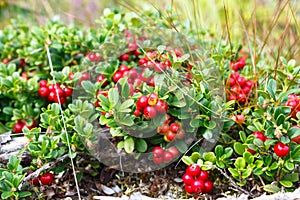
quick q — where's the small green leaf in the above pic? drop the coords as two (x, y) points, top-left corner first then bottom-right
(119, 115), (134, 126)
(279, 180), (293, 188)
(190, 152), (201, 163)
(263, 184), (281, 193)
(284, 161), (294, 171)
(234, 157), (246, 169)
(214, 145), (224, 158)
(267, 79), (277, 100)
(228, 168), (239, 178)
(1, 191), (13, 199)
(239, 131), (247, 143)
(234, 142), (245, 156)
(242, 168), (252, 179)
(253, 168), (263, 175)
(182, 156), (195, 165)
(117, 141), (124, 149)
(288, 126), (300, 139)
(118, 100), (134, 112)
(124, 137), (135, 153)
(18, 191), (32, 198)
(283, 173), (299, 182)
(243, 151), (254, 164)
(203, 152), (216, 162)
(135, 139), (147, 153)
(81, 80), (96, 95)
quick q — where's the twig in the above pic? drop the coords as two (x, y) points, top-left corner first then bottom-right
(18, 154), (69, 190)
(215, 166), (254, 197)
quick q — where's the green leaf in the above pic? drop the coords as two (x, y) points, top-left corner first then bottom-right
(1, 191), (13, 199)
(243, 151), (254, 164)
(242, 168), (252, 179)
(283, 173), (299, 182)
(263, 184), (281, 193)
(234, 142), (245, 156)
(118, 100), (134, 112)
(253, 168), (263, 176)
(190, 152), (201, 163)
(18, 191), (32, 198)
(279, 180), (293, 188)
(267, 79), (277, 100)
(119, 115), (134, 126)
(117, 141), (124, 149)
(228, 168), (239, 178)
(108, 88), (120, 107)
(182, 156), (195, 165)
(239, 131), (247, 143)
(284, 161), (294, 171)
(81, 80), (96, 95)
(215, 145), (224, 158)
(135, 139), (147, 153)
(203, 152), (216, 162)
(124, 137), (134, 153)
(276, 114), (285, 126)
(253, 138), (264, 147)
(234, 157), (246, 169)
(288, 126), (300, 139)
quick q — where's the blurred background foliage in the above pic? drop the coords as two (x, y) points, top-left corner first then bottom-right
(0, 0), (299, 61)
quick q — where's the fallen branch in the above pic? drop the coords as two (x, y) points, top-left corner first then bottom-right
(18, 154), (69, 190)
(215, 166), (253, 197)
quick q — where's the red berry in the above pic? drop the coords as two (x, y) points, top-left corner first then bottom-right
(237, 76), (247, 87)
(148, 93), (158, 106)
(169, 123), (181, 133)
(186, 164), (201, 177)
(69, 72), (75, 80)
(182, 173), (194, 185)
(120, 54), (129, 61)
(140, 72), (152, 83)
(191, 179), (205, 194)
(198, 171), (209, 181)
(153, 62), (166, 72)
(28, 172), (39, 185)
(153, 156), (164, 164)
(227, 94), (236, 101)
(246, 80), (253, 88)
(152, 146), (164, 158)
(143, 106), (157, 119)
(231, 62), (240, 71)
(133, 109), (141, 117)
(38, 87), (49, 98)
(148, 76), (155, 87)
(39, 173), (54, 185)
(203, 180), (213, 194)
(163, 151), (173, 163)
(96, 75), (108, 87)
(237, 93), (246, 103)
(155, 100), (168, 114)
(274, 142), (290, 157)
(39, 80), (48, 87)
(167, 146), (179, 158)
(242, 86), (251, 95)
(247, 148), (256, 155)
(138, 58), (147, 66)
(229, 78), (236, 86)
(119, 65), (129, 73)
(63, 86), (73, 97)
(13, 123), (24, 133)
(236, 114), (245, 124)
(136, 96), (149, 111)
(253, 131), (267, 142)
(128, 68), (139, 79)
(184, 184), (194, 194)
(128, 42), (138, 51)
(165, 131), (176, 142)
(158, 124), (169, 134)
(237, 58), (246, 69)
(112, 71), (123, 83)
(48, 92), (55, 101)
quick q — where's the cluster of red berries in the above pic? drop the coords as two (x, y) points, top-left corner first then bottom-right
(38, 80), (73, 104)
(285, 94), (300, 118)
(13, 118), (37, 133)
(134, 93), (168, 120)
(157, 121), (185, 142)
(248, 131), (290, 157)
(29, 172), (54, 186)
(85, 52), (102, 62)
(182, 164), (213, 194)
(151, 146), (179, 164)
(227, 72), (253, 103)
(230, 57), (246, 71)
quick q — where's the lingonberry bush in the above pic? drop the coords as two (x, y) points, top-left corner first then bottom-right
(0, 7), (299, 200)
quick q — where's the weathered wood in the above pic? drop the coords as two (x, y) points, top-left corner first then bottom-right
(0, 136), (29, 162)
